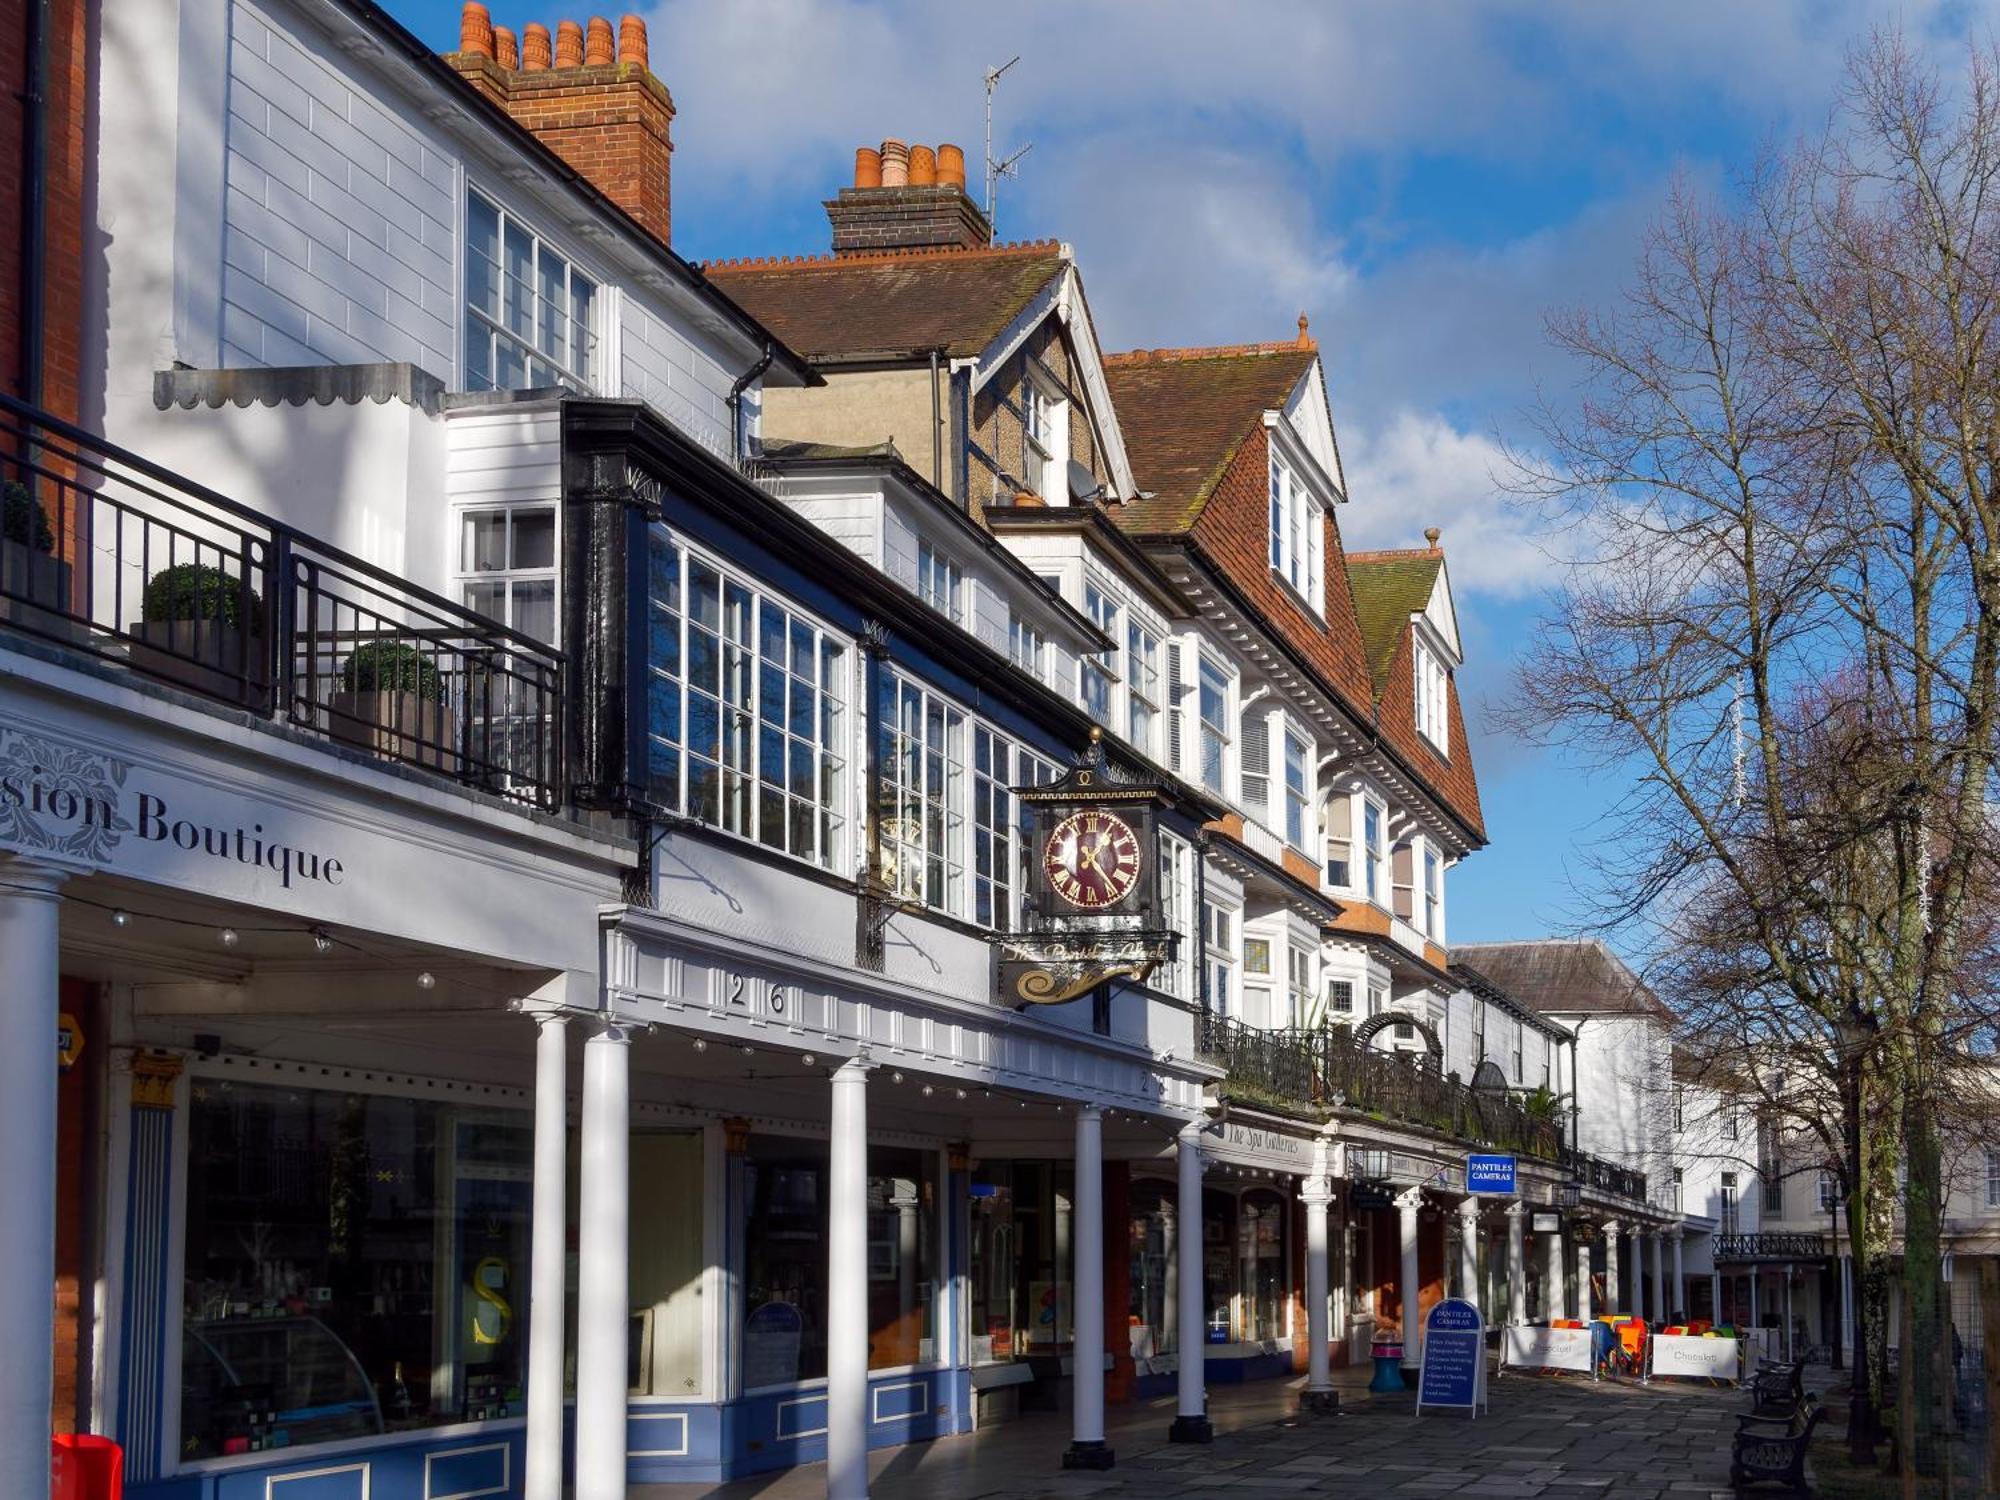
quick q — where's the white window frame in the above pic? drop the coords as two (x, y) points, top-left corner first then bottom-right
(1080, 577), (1118, 725)
(1986, 1148), (2000, 1210)
(1126, 615), (1161, 757)
(916, 540), (964, 624)
(1197, 652), (1233, 798)
(1157, 833), (1195, 1001)
(1008, 611), (1047, 682)
(1286, 942), (1313, 1029)
(1362, 797), (1387, 907)
(971, 727), (1056, 931)
(1283, 727), (1311, 850)
(1267, 446), (1325, 612)
(1422, 845), (1442, 940)
(1022, 372), (1069, 501)
(644, 532), (851, 871)
(880, 672), (968, 916)
(456, 500), (559, 645)
(1414, 636), (1450, 753)
(1204, 898), (1238, 1016)
(1325, 975), (1355, 1020)
(464, 186), (599, 393)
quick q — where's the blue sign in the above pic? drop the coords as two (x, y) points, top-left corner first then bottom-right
(1416, 1297), (1488, 1418)
(1466, 1153), (1517, 1195)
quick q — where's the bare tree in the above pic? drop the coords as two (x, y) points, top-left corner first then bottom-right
(1506, 33), (2000, 1475)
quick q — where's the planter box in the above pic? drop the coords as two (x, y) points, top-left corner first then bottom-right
(328, 689), (458, 774)
(127, 618), (268, 707)
(0, 543), (76, 637)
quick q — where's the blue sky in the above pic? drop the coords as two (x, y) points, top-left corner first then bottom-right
(389, 0), (1987, 944)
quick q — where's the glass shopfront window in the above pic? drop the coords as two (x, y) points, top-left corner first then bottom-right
(741, 1136), (939, 1388)
(1127, 1178), (1177, 1360)
(968, 1162), (1073, 1363)
(1239, 1188), (1288, 1342)
(181, 1080), (532, 1461)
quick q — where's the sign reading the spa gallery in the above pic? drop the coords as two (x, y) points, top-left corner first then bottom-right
(0, 725), (348, 889)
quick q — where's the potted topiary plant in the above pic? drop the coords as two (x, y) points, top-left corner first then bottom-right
(130, 561), (267, 705)
(330, 640), (457, 772)
(0, 479), (72, 625)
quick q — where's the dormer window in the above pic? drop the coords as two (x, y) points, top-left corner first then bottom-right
(465, 189), (597, 393)
(1268, 451), (1324, 610)
(1022, 376), (1068, 501)
(1414, 638), (1450, 751)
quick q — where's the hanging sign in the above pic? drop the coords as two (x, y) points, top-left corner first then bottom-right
(57, 1011), (83, 1070)
(1465, 1154), (1516, 1195)
(1349, 1182), (1395, 1212)
(1415, 1297), (1487, 1417)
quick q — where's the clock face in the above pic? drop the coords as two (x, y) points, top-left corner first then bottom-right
(1042, 810), (1143, 911)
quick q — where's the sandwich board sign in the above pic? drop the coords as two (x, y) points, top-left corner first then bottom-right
(1415, 1297), (1488, 1417)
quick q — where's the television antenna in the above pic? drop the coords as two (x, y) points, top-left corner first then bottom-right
(983, 55), (1031, 243)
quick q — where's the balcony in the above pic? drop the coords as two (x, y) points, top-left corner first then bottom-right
(1195, 1014), (1649, 1201)
(0, 396), (565, 809)
(1713, 1233), (1828, 1262)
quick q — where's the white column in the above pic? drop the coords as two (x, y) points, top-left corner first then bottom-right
(1650, 1231), (1665, 1323)
(525, 1013), (569, 1500)
(574, 1021), (631, 1500)
(1628, 1227), (1644, 1313)
(1301, 1139), (1335, 1408)
(1711, 1270), (1723, 1324)
(1458, 1197), (1480, 1311)
(1064, 1105), (1112, 1469)
(1505, 1201), (1527, 1327)
(1398, 1191), (1421, 1369)
(1542, 1224), (1563, 1322)
(1170, 1123), (1210, 1442)
(1671, 1232), (1685, 1322)
(0, 860), (63, 1500)
(1604, 1222), (1622, 1312)
(827, 1058), (871, 1500)
(1577, 1237), (1594, 1323)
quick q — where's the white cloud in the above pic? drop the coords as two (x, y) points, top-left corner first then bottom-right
(1337, 410), (1554, 599)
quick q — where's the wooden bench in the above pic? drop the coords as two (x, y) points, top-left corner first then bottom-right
(1730, 1396), (1825, 1497)
(1748, 1359), (1805, 1419)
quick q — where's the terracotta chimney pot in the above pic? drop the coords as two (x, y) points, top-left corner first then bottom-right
(879, 138), (909, 187)
(521, 22), (552, 69)
(1297, 312), (1311, 348)
(459, 1), (495, 57)
(936, 143), (966, 189)
(1424, 526), (1442, 550)
(585, 16), (615, 64)
(493, 24), (518, 68)
(618, 14), (648, 67)
(555, 18), (584, 67)
(908, 144), (937, 186)
(854, 146), (882, 189)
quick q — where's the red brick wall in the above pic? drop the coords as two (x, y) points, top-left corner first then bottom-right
(0, 0), (88, 423)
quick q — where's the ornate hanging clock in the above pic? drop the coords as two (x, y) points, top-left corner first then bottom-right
(996, 728), (1180, 1005)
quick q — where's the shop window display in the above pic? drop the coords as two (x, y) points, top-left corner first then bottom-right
(180, 1080), (532, 1461)
(1239, 1188), (1288, 1342)
(969, 1162), (1073, 1363)
(1127, 1179), (1177, 1360)
(741, 1136), (938, 1386)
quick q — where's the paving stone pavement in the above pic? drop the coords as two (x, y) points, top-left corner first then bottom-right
(636, 1365), (1747, 1500)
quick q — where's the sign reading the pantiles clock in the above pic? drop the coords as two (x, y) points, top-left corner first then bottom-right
(996, 730), (1178, 1006)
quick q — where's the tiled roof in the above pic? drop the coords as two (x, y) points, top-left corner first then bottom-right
(1347, 550), (1442, 692)
(1449, 940), (1675, 1022)
(703, 243), (1068, 361)
(1102, 343), (1317, 534)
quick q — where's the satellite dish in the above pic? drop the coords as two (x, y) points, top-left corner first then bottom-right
(1067, 459), (1104, 505)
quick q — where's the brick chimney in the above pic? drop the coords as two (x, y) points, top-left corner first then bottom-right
(825, 139), (992, 255)
(447, 4), (675, 247)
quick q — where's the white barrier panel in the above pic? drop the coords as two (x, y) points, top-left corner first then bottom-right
(1650, 1334), (1741, 1382)
(1501, 1326), (1594, 1374)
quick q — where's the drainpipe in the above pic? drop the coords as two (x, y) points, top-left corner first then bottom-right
(929, 347), (944, 492)
(18, 0), (50, 406)
(1569, 1018), (1588, 1154)
(726, 340), (775, 465)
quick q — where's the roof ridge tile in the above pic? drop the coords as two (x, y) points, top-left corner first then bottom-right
(1349, 546), (1445, 563)
(705, 239), (1064, 274)
(1103, 340), (1315, 367)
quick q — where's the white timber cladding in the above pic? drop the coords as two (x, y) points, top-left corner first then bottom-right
(210, 0), (739, 459)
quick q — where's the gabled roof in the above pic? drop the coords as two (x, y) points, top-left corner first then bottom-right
(1449, 940), (1675, 1023)
(704, 243), (1069, 362)
(1103, 343), (1318, 534)
(1347, 549), (1444, 694)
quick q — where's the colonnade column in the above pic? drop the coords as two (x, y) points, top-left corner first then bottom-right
(1671, 1232), (1685, 1322)
(1542, 1220), (1563, 1322)
(1604, 1222), (1622, 1312)
(1505, 1201), (1527, 1327)
(0, 859), (65, 1500)
(1458, 1197), (1480, 1311)
(1398, 1190), (1422, 1376)
(1063, 1106), (1113, 1470)
(1628, 1226), (1645, 1314)
(1577, 1236), (1594, 1323)
(524, 1013), (569, 1500)
(1169, 1123), (1211, 1442)
(827, 1057), (872, 1500)
(574, 1021), (632, 1500)
(1300, 1137), (1336, 1412)
(1711, 1270), (1723, 1323)
(1650, 1231), (1666, 1323)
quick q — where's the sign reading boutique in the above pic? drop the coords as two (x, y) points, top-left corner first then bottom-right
(1, 727), (348, 889)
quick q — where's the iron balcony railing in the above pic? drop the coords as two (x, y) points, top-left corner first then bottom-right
(0, 395), (565, 809)
(1713, 1233), (1828, 1262)
(1195, 1013), (1649, 1201)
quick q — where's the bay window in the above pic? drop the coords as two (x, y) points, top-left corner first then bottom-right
(879, 673), (967, 913)
(646, 533), (848, 868)
(1080, 579), (1117, 724)
(1198, 654), (1230, 795)
(972, 728), (1057, 930)
(1283, 729), (1310, 848)
(1126, 618), (1160, 754)
(1287, 942), (1313, 1028)
(464, 189), (597, 392)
